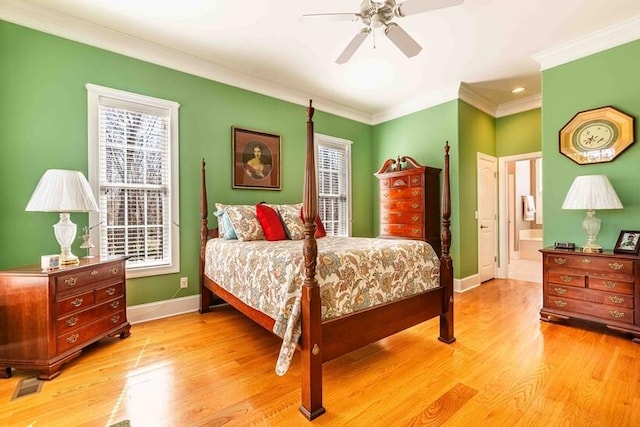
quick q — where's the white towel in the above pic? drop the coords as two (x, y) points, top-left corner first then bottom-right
(523, 195), (535, 221)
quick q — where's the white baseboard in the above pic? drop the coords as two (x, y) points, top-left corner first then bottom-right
(127, 295), (200, 324)
(454, 274), (480, 293)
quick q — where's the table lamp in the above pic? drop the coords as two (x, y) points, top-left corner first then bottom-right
(561, 175), (623, 253)
(26, 169), (99, 265)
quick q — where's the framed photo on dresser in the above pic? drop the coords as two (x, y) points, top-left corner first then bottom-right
(614, 230), (640, 254)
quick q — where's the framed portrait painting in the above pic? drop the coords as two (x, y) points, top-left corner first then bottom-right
(232, 127), (281, 190)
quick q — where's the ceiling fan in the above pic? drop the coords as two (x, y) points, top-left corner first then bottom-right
(302, 0), (464, 64)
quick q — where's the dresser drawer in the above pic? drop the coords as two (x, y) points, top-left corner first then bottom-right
(548, 271), (585, 288)
(57, 307), (95, 334)
(55, 263), (124, 294)
(381, 200), (423, 212)
(545, 254), (633, 275)
(546, 284), (586, 300)
(588, 277), (634, 294)
(381, 223), (423, 239)
(95, 282), (124, 304)
(380, 211), (424, 225)
(57, 310), (126, 354)
(57, 290), (95, 317)
(381, 187), (422, 201)
(548, 296), (634, 324)
(585, 290), (633, 309)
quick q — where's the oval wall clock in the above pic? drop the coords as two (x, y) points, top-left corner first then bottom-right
(559, 106), (635, 165)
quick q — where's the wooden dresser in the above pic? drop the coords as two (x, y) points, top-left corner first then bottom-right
(540, 247), (640, 342)
(0, 257), (130, 379)
(375, 156), (442, 256)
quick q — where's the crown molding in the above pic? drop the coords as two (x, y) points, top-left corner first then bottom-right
(0, 2), (373, 125)
(371, 85), (460, 124)
(495, 95), (541, 118)
(533, 15), (640, 71)
(458, 84), (497, 117)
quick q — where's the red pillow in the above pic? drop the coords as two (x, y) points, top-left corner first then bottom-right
(255, 203), (287, 241)
(300, 207), (327, 238)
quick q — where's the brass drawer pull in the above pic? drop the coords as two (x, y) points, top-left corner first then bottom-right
(609, 310), (625, 319)
(609, 296), (625, 304)
(66, 333), (79, 344)
(553, 287), (567, 295)
(411, 177), (419, 184)
(608, 262), (624, 271)
(554, 300), (567, 308)
(65, 277), (78, 287)
(66, 316), (79, 327)
(412, 215), (420, 222)
(111, 314), (121, 323)
(411, 228), (420, 235)
(106, 287), (116, 296)
(412, 203), (420, 209)
(603, 281), (617, 289)
(411, 190), (419, 196)
(581, 258), (591, 264)
(110, 301), (120, 309)
(111, 266), (119, 275)
(71, 298), (83, 307)
(382, 192), (389, 199)
(553, 257), (567, 265)
(560, 275), (573, 283)
(90, 270), (99, 276)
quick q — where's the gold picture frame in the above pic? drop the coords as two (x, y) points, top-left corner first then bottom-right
(559, 106), (635, 165)
(232, 127), (281, 190)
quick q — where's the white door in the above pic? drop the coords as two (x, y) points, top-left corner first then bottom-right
(477, 154), (498, 282)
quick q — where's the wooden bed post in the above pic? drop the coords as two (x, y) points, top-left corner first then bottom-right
(200, 158), (213, 314)
(299, 100), (326, 420)
(438, 142), (456, 343)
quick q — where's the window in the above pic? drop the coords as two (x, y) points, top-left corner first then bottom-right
(315, 134), (352, 236)
(86, 84), (180, 277)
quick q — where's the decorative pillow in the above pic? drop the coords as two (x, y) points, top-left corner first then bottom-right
(255, 203), (287, 241)
(276, 203), (304, 240)
(300, 207), (327, 238)
(213, 209), (237, 240)
(216, 203), (265, 241)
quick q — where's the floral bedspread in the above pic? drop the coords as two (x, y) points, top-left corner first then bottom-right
(204, 236), (440, 375)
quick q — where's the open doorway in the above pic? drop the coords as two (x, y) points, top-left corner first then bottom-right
(498, 152), (542, 283)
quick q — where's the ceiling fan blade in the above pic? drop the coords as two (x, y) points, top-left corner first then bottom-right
(384, 23), (422, 58)
(336, 28), (371, 64)
(396, 0), (464, 17)
(300, 13), (360, 23)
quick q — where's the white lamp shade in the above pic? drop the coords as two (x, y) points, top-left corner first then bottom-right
(25, 169), (99, 212)
(561, 175), (623, 210)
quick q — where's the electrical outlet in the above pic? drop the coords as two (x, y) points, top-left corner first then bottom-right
(180, 277), (188, 288)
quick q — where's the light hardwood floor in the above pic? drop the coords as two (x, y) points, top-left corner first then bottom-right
(2, 278), (640, 426)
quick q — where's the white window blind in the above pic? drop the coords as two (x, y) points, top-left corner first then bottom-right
(87, 84), (180, 277)
(316, 134), (352, 236)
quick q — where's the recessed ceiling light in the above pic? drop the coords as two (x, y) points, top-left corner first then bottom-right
(512, 87), (526, 94)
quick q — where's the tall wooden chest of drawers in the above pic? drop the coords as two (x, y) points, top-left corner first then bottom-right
(0, 257), (130, 379)
(375, 156), (442, 256)
(540, 248), (640, 342)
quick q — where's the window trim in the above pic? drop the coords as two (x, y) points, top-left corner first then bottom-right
(315, 133), (353, 237)
(86, 83), (180, 278)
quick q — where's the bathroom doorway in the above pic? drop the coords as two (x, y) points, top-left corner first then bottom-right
(498, 152), (543, 283)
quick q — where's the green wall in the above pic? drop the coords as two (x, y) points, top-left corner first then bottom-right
(542, 39), (640, 249)
(496, 109), (541, 157)
(0, 21), (373, 305)
(371, 101), (463, 276)
(457, 100), (496, 278)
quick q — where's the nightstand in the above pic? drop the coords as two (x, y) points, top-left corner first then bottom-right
(0, 257), (130, 379)
(540, 247), (640, 342)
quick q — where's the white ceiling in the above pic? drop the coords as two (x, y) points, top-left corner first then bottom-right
(2, 0), (640, 123)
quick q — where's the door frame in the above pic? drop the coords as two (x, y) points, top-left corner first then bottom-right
(477, 152), (498, 282)
(497, 151), (542, 278)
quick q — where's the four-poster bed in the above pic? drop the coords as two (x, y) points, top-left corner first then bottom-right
(199, 100), (454, 419)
